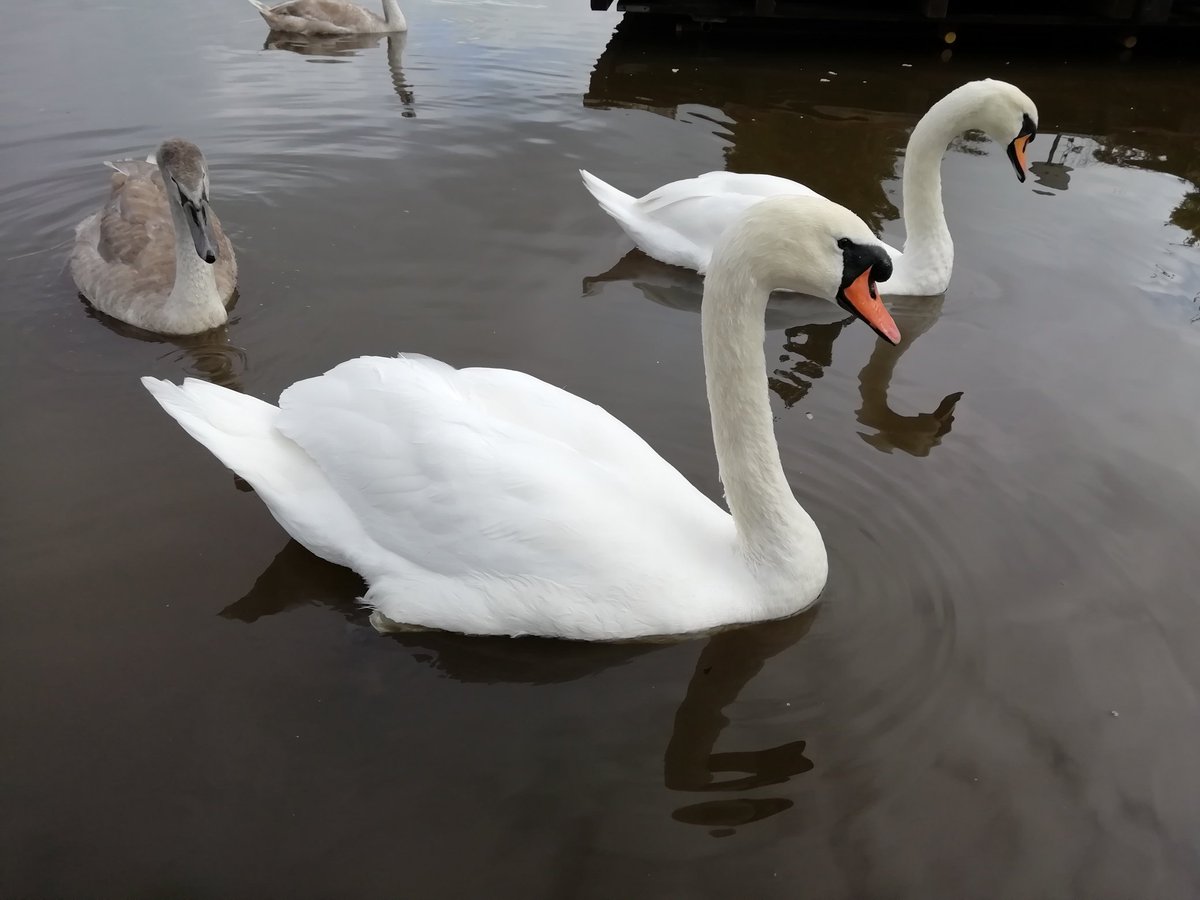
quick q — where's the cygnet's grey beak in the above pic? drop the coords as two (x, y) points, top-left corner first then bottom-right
(184, 198), (217, 264)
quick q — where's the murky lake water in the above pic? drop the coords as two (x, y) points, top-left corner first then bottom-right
(3, 0), (1200, 895)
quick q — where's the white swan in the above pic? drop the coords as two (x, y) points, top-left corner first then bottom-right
(70, 139), (237, 336)
(247, 0), (407, 34)
(581, 78), (1038, 297)
(142, 196), (897, 641)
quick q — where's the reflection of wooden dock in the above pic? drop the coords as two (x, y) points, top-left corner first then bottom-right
(588, 0), (1200, 44)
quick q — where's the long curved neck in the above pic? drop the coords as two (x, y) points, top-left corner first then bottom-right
(381, 0), (406, 27)
(700, 254), (822, 570)
(898, 95), (963, 275)
(166, 200), (222, 318)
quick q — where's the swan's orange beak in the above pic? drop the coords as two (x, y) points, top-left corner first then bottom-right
(1009, 134), (1031, 182)
(840, 267), (901, 345)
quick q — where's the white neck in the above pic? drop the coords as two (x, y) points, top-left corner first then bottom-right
(165, 200), (225, 329)
(700, 247), (825, 581)
(897, 92), (968, 283)
(381, 0), (406, 28)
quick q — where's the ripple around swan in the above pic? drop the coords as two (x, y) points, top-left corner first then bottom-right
(744, 429), (976, 779)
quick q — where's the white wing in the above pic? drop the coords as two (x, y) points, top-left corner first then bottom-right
(582, 170), (904, 278)
(144, 356), (736, 637)
(272, 355), (725, 574)
(653, 174), (913, 279)
(582, 170), (817, 272)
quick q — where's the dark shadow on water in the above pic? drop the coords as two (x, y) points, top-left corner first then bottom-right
(220, 539), (366, 624)
(665, 611), (818, 834)
(264, 31), (415, 116)
(222, 540), (655, 684)
(263, 31), (384, 58)
(81, 294), (249, 389)
(224, 539), (821, 831)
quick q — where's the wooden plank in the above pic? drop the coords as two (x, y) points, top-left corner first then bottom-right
(605, 0), (1198, 28)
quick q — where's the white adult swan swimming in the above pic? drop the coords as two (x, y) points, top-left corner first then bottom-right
(247, 0), (407, 34)
(581, 78), (1038, 297)
(70, 139), (237, 336)
(142, 196), (896, 641)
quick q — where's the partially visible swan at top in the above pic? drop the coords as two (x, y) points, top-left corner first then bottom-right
(70, 139), (237, 336)
(247, 0), (407, 34)
(141, 195), (897, 642)
(581, 78), (1038, 297)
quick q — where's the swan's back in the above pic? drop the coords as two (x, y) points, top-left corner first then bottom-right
(71, 160), (236, 324)
(270, 356), (727, 576)
(584, 170), (818, 272)
(643, 171), (815, 209)
(254, 0), (387, 33)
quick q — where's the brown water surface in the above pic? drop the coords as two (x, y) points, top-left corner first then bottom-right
(3, 2), (1200, 897)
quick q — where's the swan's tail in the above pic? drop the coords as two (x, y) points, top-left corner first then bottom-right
(141, 377), (294, 494)
(245, 0), (273, 15)
(579, 169), (637, 225)
(143, 377), (365, 572)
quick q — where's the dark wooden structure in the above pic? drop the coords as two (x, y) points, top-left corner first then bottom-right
(588, 0), (1200, 42)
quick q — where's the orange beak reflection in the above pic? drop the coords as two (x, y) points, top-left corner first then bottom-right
(840, 267), (901, 345)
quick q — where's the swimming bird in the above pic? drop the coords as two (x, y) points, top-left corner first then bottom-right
(247, 0), (407, 34)
(142, 195), (896, 641)
(581, 78), (1037, 297)
(70, 139), (237, 336)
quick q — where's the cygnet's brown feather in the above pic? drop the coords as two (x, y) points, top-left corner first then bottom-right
(70, 146), (237, 335)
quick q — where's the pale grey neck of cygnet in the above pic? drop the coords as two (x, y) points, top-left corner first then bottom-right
(156, 138), (222, 313)
(381, 0), (407, 28)
(901, 78), (1038, 269)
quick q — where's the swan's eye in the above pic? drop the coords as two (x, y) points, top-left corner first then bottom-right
(837, 238), (851, 250)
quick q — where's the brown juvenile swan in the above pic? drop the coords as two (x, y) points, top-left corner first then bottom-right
(70, 139), (237, 336)
(247, 0), (407, 34)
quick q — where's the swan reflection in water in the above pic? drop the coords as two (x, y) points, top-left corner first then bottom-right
(82, 296), (248, 390)
(263, 31), (415, 116)
(663, 612), (817, 836)
(585, 251), (962, 458)
(222, 540), (821, 834)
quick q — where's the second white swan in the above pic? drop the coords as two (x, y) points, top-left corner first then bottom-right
(581, 78), (1037, 297)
